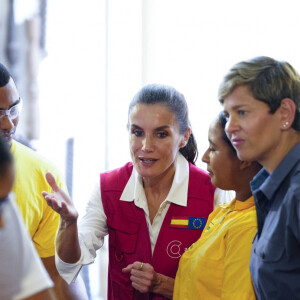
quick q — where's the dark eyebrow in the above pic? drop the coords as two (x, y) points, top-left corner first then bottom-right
(0, 97), (20, 110)
(10, 98), (20, 109)
(155, 126), (171, 131)
(130, 124), (142, 130)
(130, 124), (171, 131)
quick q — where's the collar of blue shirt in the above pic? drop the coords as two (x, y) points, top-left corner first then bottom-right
(250, 141), (300, 200)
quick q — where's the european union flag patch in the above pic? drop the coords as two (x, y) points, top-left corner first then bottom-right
(170, 217), (206, 230)
(188, 217), (206, 230)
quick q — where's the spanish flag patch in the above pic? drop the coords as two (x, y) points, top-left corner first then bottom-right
(170, 216), (206, 230)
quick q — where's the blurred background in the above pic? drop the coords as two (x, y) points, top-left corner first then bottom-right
(1, 0), (300, 298)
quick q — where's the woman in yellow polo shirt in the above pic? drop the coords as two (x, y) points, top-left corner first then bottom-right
(173, 113), (261, 300)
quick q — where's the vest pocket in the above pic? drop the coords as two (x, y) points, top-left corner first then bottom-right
(107, 217), (140, 297)
(108, 215), (140, 254)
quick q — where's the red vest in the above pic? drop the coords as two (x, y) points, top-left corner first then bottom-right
(101, 162), (215, 300)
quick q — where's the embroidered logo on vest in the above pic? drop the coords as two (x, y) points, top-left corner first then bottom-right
(166, 240), (183, 258)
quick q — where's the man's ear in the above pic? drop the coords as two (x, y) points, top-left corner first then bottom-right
(279, 98), (296, 130)
(240, 160), (252, 170)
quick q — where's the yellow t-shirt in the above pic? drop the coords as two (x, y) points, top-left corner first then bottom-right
(173, 196), (257, 300)
(11, 140), (68, 258)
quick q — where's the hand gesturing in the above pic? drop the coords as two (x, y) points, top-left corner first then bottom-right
(42, 172), (78, 227)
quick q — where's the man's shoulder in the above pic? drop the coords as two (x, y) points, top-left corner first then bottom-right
(13, 140), (55, 166)
(12, 140), (63, 180)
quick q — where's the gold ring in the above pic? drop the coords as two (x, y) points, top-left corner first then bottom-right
(139, 262), (144, 271)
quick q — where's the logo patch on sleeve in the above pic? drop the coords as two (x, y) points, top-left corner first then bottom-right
(170, 216), (206, 230)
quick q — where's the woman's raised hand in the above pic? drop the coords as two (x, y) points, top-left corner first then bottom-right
(42, 172), (79, 227)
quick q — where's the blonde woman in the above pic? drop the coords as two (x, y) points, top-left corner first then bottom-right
(220, 56), (300, 299)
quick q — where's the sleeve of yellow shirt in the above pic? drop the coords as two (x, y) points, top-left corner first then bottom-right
(221, 223), (257, 300)
(11, 140), (69, 258)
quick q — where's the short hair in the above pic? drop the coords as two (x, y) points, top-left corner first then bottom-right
(217, 111), (236, 153)
(0, 137), (13, 177)
(218, 56), (300, 131)
(128, 84), (198, 164)
(0, 63), (12, 87)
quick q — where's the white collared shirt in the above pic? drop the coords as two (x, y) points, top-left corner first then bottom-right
(56, 153), (190, 283)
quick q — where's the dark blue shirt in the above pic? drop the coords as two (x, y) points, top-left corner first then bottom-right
(250, 142), (300, 300)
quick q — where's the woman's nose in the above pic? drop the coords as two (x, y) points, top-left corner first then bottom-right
(142, 136), (154, 152)
(225, 116), (238, 135)
(202, 149), (210, 164)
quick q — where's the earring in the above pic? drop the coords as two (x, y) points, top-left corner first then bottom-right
(283, 121), (289, 128)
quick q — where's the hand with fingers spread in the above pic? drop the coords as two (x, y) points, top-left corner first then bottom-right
(42, 172), (78, 227)
(42, 172), (81, 264)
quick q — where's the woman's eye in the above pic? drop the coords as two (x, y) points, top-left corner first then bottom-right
(132, 130), (143, 137)
(157, 132), (168, 138)
(238, 110), (247, 116)
(208, 146), (215, 152)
